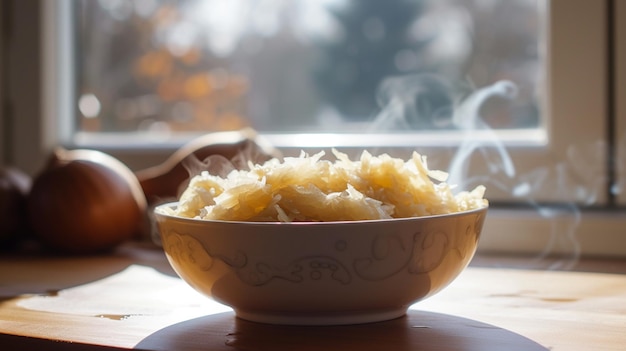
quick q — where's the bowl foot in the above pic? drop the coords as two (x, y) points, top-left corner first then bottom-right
(234, 307), (408, 326)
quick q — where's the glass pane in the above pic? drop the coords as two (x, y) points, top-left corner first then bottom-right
(75, 0), (543, 136)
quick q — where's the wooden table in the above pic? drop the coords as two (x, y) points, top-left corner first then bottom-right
(1, 244), (625, 350)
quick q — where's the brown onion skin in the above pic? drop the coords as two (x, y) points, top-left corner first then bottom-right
(28, 149), (147, 254)
(0, 167), (32, 248)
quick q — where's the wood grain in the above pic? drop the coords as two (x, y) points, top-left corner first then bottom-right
(1, 246), (625, 350)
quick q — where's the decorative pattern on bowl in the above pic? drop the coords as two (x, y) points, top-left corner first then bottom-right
(154, 203), (487, 325)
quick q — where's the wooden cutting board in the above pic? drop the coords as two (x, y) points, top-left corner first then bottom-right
(1, 246), (625, 350)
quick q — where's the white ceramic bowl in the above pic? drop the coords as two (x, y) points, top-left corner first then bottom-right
(154, 203), (487, 325)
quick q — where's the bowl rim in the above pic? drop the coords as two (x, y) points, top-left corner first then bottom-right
(153, 201), (488, 226)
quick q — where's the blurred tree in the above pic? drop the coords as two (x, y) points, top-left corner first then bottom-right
(313, 0), (428, 121)
(77, 0), (249, 134)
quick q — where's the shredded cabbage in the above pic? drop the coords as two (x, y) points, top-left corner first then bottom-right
(171, 149), (487, 222)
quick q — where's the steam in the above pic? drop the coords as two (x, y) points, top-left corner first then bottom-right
(447, 80), (517, 190)
(370, 74), (592, 270)
(371, 75), (518, 191)
(183, 153), (237, 179)
(179, 130), (282, 197)
(370, 74), (456, 131)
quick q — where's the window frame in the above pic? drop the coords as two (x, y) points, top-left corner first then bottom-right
(0, 0), (4, 162)
(617, 0), (626, 205)
(2, 0), (624, 257)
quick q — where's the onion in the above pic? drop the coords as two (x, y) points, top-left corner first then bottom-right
(28, 148), (147, 254)
(0, 167), (32, 247)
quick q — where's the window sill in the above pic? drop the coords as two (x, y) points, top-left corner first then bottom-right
(479, 207), (626, 258)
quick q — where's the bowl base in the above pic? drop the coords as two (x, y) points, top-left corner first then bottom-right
(234, 307), (408, 326)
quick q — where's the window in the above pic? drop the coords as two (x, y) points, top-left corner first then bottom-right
(70, 0), (608, 205)
(75, 0), (542, 134)
(1, 0), (624, 258)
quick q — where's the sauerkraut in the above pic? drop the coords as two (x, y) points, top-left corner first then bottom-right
(170, 149), (487, 222)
